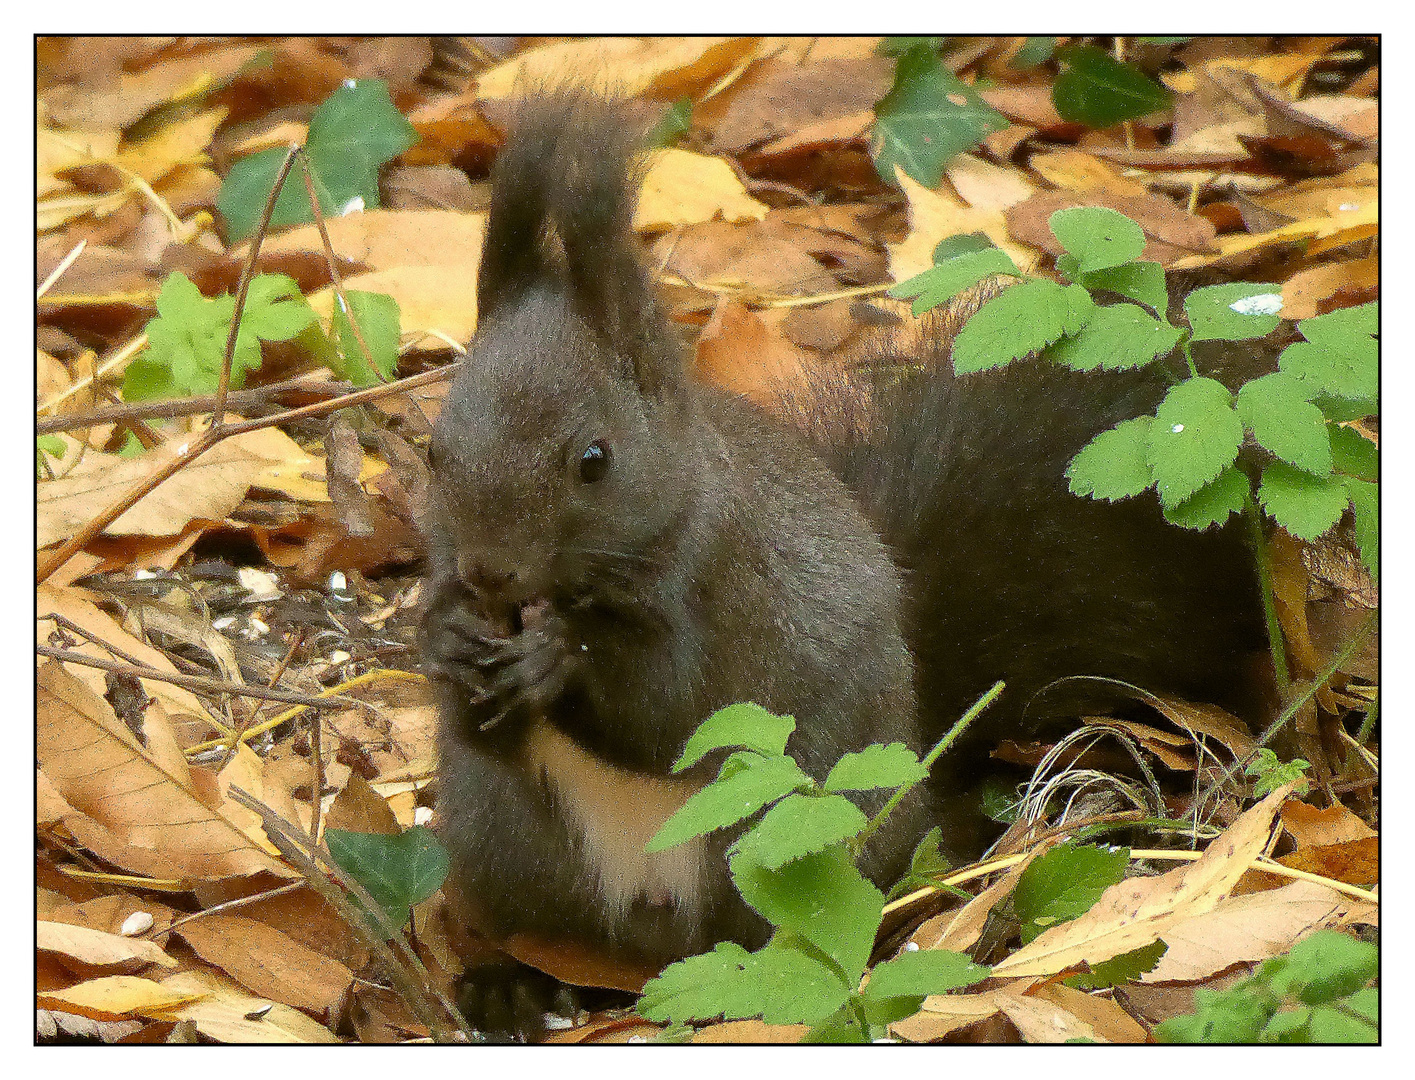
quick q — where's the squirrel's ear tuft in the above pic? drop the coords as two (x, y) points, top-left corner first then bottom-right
(478, 93), (683, 400)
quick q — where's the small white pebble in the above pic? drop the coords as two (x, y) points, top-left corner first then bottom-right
(902, 941), (920, 952)
(212, 616), (237, 631)
(247, 617), (270, 636)
(1171, 423), (1184, 434)
(132, 569), (157, 581)
(414, 806), (433, 827)
(328, 571), (348, 592)
(120, 911), (153, 937)
(330, 650), (351, 665)
(237, 567), (281, 602)
(344, 78), (357, 89)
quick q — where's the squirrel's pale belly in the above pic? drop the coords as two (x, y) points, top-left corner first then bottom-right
(522, 720), (706, 919)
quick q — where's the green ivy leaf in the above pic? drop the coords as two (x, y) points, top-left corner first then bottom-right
(872, 44), (1008, 187)
(824, 743), (928, 792)
(889, 248), (1020, 316)
(218, 79), (417, 241)
(1236, 372), (1332, 476)
(324, 825), (449, 930)
(1257, 462), (1350, 541)
(1045, 302), (1182, 371)
(953, 280), (1095, 373)
(1161, 465), (1249, 530)
(863, 948), (990, 999)
(1067, 415), (1155, 501)
(732, 794), (868, 870)
(1010, 37), (1058, 70)
(1049, 206), (1147, 273)
(1013, 841), (1130, 944)
(331, 290), (401, 386)
(673, 703), (796, 771)
(730, 845), (883, 984)
(1184, 282), (1284, 342)
(647, 753), (811, 853)
(1148, 377), (1244, 508)
(1052, 45), (1172, 128)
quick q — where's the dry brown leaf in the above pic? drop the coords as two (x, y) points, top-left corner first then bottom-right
(38, 124), (121, 198)
(1026, 148), (1151, 197)
(994, 985), (1098, 1043)
(37, 662), (290, 882)
(908, 850), (1041, 955)
(1273, 838), (1379, 889)
(693, 298), (814, 408)
(945, 154), (1036, 214)
(153, 968), (339, 1043)
(888, 168), (1040, 283)
(891, 988), (1006, 1041)
(37, 429), (308, 548)
(476, 37), (759, 101)
(307, 264), (478, 344)
(38, 974), (205, 1021)
(37, 920), (177, 972)
(1280, 255), (1379, 320)
(991, 785), (1294, 978)
(324, 772), (402, 835)
(691, 1020), (808, 1043)
(41, 43), (264, 131)
(636, 149), (768, 231)
(1280, 801), (1378, 847)
(1143, 878), (1376, 983)
(1006, 189), (1218, 267)
(114, 107), (227, 184)
(1027, 983), (1147, 1043)
(250, 208), (487, 273)
(175, 914), (354, 1017)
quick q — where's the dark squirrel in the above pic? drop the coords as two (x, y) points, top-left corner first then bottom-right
(422, 97), (1265, 1034)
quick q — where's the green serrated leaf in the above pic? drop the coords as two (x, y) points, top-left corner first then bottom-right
(1010, 37), (1058, 70)
(332, 290), (401, 386)
(218, 79), (417, 241)
(824, 743), (927, 792)
(1013, 841), (1129, 945)
(1305, 989), (1378, 1043)
(1185, 282), (1284, 342)
(1066, 939), (1168, 990)
(1067, 415), (1155, 501)
(1076, 259), (1169, 315)
(1257, 462), (1350, 541)
(673, 703), (796, 771)
(1161, 465), (1249, 530)
(647, 753), (811, 853)
(864, 949), (990, 999)
(1045, 302), (1182, 371)
(1148, 376), (1244, 508)
(732, 794), (868, 869)
(324, 825), (449, 930)
(636, 941), (759, 1023)
(1267, 930), (1378, 1006)
(1300, 300), (1377, 343)
(873, 44), (1008, 187)
(747, 944), (854, 1025)
(1236, 372), (1332, 476)
(1156, 984), (1273, 1043)
(889, 248), (1019, 316)
(1052, 45), (1172, 128)
(1049, 207), (1147, 273)
(1329, 425), (1378, 481)
(932, 232), (996, 262)
(1280, 334), (1377, 406)
(1343, 477), (1378, 582)
(730, 845), (883, 983)
(953, 280), (1095, 373)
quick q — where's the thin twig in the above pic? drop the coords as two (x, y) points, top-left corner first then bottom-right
(36, 646), (353, 710)
(37, 239), (88, 299)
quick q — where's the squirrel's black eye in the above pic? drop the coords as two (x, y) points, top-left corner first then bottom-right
(579, 439), (611, 483)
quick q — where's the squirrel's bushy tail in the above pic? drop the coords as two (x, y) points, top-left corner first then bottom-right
(478, 95), (679, 396)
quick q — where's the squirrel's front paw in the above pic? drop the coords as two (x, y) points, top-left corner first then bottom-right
(478, 604), (578, 727)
